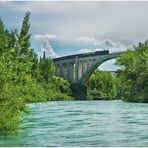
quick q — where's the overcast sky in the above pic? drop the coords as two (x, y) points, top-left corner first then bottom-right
(0, 1), (148, 70)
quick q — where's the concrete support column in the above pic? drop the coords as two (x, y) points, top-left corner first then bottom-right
(56, 64), (61, 77)
(80, 60), (92, 79)
(78, 61), (83, 80)
(59, 65), (62, 77)
(84, 61), (88, 72)
(75, 57), (79, 82)
(88, 60), (92, 67)
(92, 59), (96, 65)
(61, 63), (64, 78)
(61, 63), (67, 80)
(67, 63), (74, 82)
(81, 61), (84, 75)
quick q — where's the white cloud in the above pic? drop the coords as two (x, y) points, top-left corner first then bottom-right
(41, 40), (58, 58)
(76, 37), (97, 43)
(0, 1), (7, 4)
(33, 34), (58, 58)
(99, 39), (127, 53)
(79, 48), (92, 53)
(34, 34), (56, 41)
(97, 39), (116, 47)
(78, 38), (127, 53)
(76, 37), (127, 53)
(109, 47), (126, 53)
(1, 1), (148, 47)
(94, 48), (104, 51)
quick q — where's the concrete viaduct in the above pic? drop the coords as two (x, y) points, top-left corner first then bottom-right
(53, 50), (123, 85)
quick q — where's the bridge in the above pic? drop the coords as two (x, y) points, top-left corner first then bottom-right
(53, 51), (123, 85)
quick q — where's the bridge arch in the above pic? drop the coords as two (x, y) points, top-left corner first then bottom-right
(78, 54), (120, 85)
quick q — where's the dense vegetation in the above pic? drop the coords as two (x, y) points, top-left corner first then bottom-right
(88, 70), (118, 100)
(115, 42), (148, 102)
(0, 12), (72, 136)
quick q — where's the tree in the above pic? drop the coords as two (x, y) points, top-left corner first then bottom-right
(18, 11), (31, 55)
(17, 11), (38, 77)
(0, 12), (36, 135)
(0, 12), (73, 136)
(116, 41), (148, 102)
(37, 52), (55, 83)
(88, 70), (118, 100)
(0, 18), (27, 135)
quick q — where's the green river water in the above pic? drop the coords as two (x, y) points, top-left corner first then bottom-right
(0, 100), (148, 147)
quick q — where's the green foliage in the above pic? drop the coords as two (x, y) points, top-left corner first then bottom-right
(116, 41), (148, 102)
(42, 77), (73, 101)
(0, 12), (73, 136)
(0, 14), (32, 135)
(37, 56), (55, 83)
(0, 97), (26, 136)
(18, 11), (31, 55)
(49, 92), (73, 101)
(88, 70), (118, 100)
(52, 77), (72, 95)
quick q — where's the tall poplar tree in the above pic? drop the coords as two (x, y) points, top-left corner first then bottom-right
(18, 11), (38, 77)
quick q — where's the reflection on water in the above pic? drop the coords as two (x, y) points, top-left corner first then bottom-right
(0, 100), (148, 147)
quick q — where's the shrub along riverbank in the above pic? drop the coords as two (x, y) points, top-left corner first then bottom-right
(0, 11), (148, 136)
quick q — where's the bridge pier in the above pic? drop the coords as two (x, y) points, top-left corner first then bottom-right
(56, 64), (61, 76)
(67, 63), (74, 82)
(61, 63), (67, 79)
(75, 57), (79, 82)
(78, 61), (83, 80)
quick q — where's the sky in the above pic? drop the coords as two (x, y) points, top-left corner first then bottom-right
(0, 1), (148, 70)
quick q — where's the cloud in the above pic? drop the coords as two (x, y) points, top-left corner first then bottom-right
(34, 34), (56, 41)
(98, 39), (126, 53)
(109, 47), (126, 53)
(41, 40), (58, 58)
(1, 1), (148, 47)
(77, 38), (126, 53)
(76, 37), (127, 53)
(1, 1), (147, 61)
(0, 1), (7, 4)
(94, 48), (104, 51)
(76, 36), (97, 43)
(79, 48), (92, 53)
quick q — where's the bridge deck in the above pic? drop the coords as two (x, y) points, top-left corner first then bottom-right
(53, 50), (109, 61)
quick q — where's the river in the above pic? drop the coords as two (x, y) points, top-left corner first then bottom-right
(0, 100), (148, 147)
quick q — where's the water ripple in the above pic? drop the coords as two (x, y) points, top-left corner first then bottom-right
(0, 100), (148, 147)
